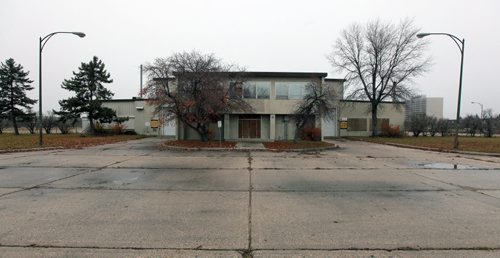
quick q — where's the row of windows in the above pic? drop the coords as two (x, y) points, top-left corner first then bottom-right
(230, 81), (310, 100)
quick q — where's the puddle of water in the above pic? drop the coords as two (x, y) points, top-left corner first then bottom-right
(417, 163), (476, 170)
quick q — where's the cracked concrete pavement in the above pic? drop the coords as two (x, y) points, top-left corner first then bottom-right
(0, 137), (500, 257)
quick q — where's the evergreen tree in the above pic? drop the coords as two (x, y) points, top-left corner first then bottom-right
(0, 58), (36, 135)
(57, 56), (115, 134)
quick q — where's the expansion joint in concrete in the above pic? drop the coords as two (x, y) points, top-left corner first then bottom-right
(246, 151), (253, 254)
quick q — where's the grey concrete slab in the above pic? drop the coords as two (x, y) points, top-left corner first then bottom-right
(0, 189), (248, 249)
(330, 140), (500, 169)
(252, 169), (458, 192)
(0, 154), (132, 168)
(253, 250), (500, 258)
(479, 190), (500, 199)
(58, 137), (163, 156)
(0, 247), (242, 258)
(150, 150), (249, 157)
(0, 167), (90, 188)
(413, 170), (500, 190)
(0, 188), (22, 196)
(252, 191), (500, 249)
(47, 168), (249, 191)
(383, 156), (500, 170)
(251, 156), (386, 169)
(110, 156), (249, 169)
(0, 153), (30, 160)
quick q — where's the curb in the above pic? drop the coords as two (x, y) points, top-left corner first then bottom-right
(348, 138), (500, 158)
(160, 144), (339, 152)
(0, 147), (65, 154)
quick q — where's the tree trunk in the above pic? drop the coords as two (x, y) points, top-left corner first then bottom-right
(88, 118), (95, 135)
(371, 103), (378, 137)
(12, 116), (19, 135)
(197, 124), (209, 142)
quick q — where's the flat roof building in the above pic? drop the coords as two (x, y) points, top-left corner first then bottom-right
(85, 71), (408, 139)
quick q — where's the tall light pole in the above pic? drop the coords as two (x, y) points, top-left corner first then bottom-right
(39, 32), (85, 146)
(471, 101), (483, 119)
(417, 32), (464, 149)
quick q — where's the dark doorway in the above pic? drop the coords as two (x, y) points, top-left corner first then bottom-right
(238, 115), (261, 139)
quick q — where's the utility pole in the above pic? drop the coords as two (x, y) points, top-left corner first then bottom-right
(140, 64), (143, 98)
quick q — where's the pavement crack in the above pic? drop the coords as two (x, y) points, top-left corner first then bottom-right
(0, 156), (138, 198)
(247, 151), (253, 253)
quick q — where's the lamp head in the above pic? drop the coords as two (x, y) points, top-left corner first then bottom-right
(72, 32), (86, 38)
(416, 33), (430, 38)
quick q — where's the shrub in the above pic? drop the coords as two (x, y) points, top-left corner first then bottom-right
(381, 124), (401, 137)
(301, 127), (321, 141)
(112, 123), (127, 135)
(93, 122), (107, 135)
(58, 120), (72, 134)
(42, 113), (58, 134)
(123, 130), (137, 135)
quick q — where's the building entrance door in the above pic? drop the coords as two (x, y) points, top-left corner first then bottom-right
(238, 115), (261, 139)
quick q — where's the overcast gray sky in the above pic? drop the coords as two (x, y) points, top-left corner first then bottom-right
(1, 0), (499, 118)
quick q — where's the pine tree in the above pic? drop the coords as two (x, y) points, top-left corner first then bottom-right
(0, 58), (37, 135)
(57, 56), (115, 134)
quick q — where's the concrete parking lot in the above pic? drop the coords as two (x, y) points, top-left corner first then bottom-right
(0, 137), (499, 257)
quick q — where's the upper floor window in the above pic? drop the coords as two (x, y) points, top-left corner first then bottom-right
(275, 81), (310, 100)
(243, 81), (270, 99)
(229, 82), (243, 98)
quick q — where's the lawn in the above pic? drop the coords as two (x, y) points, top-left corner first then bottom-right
(263, 140), (336, 150)
(0, 133), (144, 151)
(354, 136), (500, 154)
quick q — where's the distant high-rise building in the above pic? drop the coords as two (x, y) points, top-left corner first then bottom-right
(405, 96), (443, 120)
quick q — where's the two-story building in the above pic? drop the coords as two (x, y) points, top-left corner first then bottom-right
(176, 72), (344, 141)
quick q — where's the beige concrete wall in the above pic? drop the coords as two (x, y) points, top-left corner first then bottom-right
(338, 101), (406, 137)
(261, 115), (270, 140)
(275, 115), (297, 140)
(100, 100), (159, 136)
(229, 115), (239, 139)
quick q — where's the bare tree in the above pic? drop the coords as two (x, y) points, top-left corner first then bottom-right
(293, 81), (337, 142)
(406, 113), (428, 137)
(461, 114), (482, 137)
(437, 118), (451, 137)
(143, 51), (252, 141)
(427, 116), (439, 136)
(482, 109), (497, 137)
(328, 19), (431, 136)
(42, 112), (58, 134)
(22, 109), (38, 134)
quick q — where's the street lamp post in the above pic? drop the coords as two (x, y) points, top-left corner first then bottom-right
(39, 32), (85, 146)
(471, 101), (483, 119)
(416, 32), (465, 149)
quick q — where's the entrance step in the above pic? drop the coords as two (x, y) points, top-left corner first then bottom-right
(235, 142), (265, 150)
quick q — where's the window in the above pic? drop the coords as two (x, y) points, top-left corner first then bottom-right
(276, 84), (288, 99)
(229, 82), (242, 98)
(256, 84), (270, 99)
(275, 81), (308, 100)
(243, 83), (256, 98)
(348, 118), (367, 131)
(243, 81), (270, 99)
(288, 85), (303, 100)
